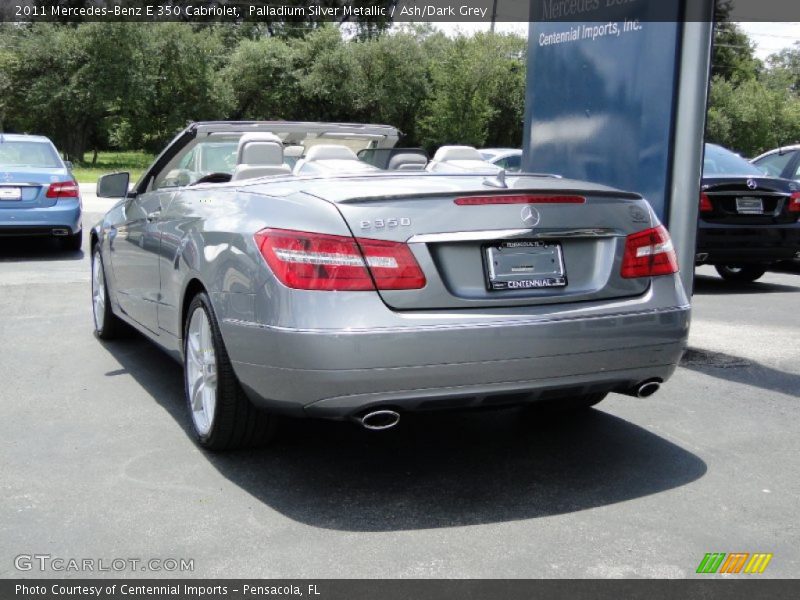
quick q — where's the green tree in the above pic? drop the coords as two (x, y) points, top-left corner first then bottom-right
(706, 75), (800, 156)
(349, 32), (431, 142)
(111, 23), (228, 152)
(4, 23), (142, 160)
(417, 32), (526, 151)
(712, 22), (761, 83)
(764, 43), (800, 95)
(0, 46), (18, 131)
(216, 36), (299, 121)
(293, 26), (366, 122)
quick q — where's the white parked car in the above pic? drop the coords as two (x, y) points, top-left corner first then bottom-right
(480, 148), (523, 172)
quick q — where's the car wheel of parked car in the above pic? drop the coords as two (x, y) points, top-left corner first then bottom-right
(63, 230), (82, 251)
(715, 265), (767, 283)
(91, 245), (126, 340)
(184, 292), (276, 450)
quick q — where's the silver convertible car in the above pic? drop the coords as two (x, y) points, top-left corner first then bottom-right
(91, 121), (690, 450)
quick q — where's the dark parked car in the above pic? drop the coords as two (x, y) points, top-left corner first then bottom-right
(697, 143), (800, 282)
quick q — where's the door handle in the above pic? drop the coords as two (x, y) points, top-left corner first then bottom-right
(146, 209), (161, 222)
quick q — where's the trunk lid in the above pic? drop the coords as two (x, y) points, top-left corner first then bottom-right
(701, 176), (798, 225)
(0, 167), (72, 209)
(300, 174), (655, 310)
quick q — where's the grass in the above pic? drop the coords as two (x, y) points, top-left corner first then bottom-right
(70, 150), (155, 184)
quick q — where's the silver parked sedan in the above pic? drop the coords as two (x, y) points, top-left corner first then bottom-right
(91, 121), (689, 450)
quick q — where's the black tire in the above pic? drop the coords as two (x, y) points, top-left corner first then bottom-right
(525, 392), (608, 415)
(183, 292), (276, 451)
(715, 264), (767, 282)
(63, 229), (83, 251)
(91, 245), (126, 340)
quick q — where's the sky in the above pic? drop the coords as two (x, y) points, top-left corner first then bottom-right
(435, 22), (799, 61)
(738, 22), (799, 60)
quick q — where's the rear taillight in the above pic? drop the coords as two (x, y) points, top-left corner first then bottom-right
(254, 228), (426, 291)
(620, 225), (679, 279)
(355, 237), (427, 290)
(699, 192), (713, 213)
(46, 180), (79, 199)
(454, 194), (585, 205)
(788, 192), (800, 213)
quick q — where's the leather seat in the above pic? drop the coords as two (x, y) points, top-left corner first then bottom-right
(305, 145), (361, 162)
(294, 144), (379, 175)
(230, 133), (292, 181)
(387, 152), (428, 171)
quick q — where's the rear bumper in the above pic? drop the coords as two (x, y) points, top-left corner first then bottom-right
(0, 200), (82, 236)
(696, 223), (800, 264)
(224, 302), (690, 419)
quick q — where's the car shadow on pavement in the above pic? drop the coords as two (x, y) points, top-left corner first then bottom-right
(682, 347), (800, 398)
(693, 274), (799, 295)
(102, 335), (708, 533)
(0, 237), (83, 261)
(771, 263), (800, 275)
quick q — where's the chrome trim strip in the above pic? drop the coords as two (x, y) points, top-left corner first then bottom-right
(222, 304), (690, 335)
(407, 228), (620, 244)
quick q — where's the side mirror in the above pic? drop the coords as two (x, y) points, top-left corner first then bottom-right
(97, 172), (130, 198)
(64, 160), (73, 170)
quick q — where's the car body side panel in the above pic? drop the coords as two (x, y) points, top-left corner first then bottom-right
(155, 186), (355, 340)
(109, 192), (170, 332)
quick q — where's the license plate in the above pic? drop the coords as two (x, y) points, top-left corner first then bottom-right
(484, 240), (566, 290)
(0, 187), (22, 201)
(736, 196), (763, 214)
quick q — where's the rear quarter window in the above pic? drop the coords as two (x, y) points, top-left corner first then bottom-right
(752, 151), (795, 177)
(0, 141), (62, 168)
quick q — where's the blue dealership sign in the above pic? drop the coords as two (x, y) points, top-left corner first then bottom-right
(524, 0), (715, 292)
(524, 3), (687, 221)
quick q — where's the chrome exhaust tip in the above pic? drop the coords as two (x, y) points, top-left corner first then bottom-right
(635, 381), (661, 398)
(52, 228), (69, 236)
(619, 379), (662, 398)
(359, 409), (400, 431)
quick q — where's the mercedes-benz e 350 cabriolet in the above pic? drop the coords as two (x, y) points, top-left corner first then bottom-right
(91, 121), (690, 450)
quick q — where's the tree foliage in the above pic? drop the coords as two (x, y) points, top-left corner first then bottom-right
(112, 24), (229, 152)
(418, 33), (525, 151)
(706, 25), (800, 157)
(3, 23), (142, 159)
(2, 21), (797, 163)
(707, 76), (800, 156)
(764, 43), (800, 95)
(712, 22), (761, 83)
(0, 23), (526, 158)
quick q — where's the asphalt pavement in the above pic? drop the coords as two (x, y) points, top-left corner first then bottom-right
(0, 192), (798, 578)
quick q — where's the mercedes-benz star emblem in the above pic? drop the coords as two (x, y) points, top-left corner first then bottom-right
(747, 179), (757, 190)
(1, 172), (13, 182)
(520, 205), (540, 226)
